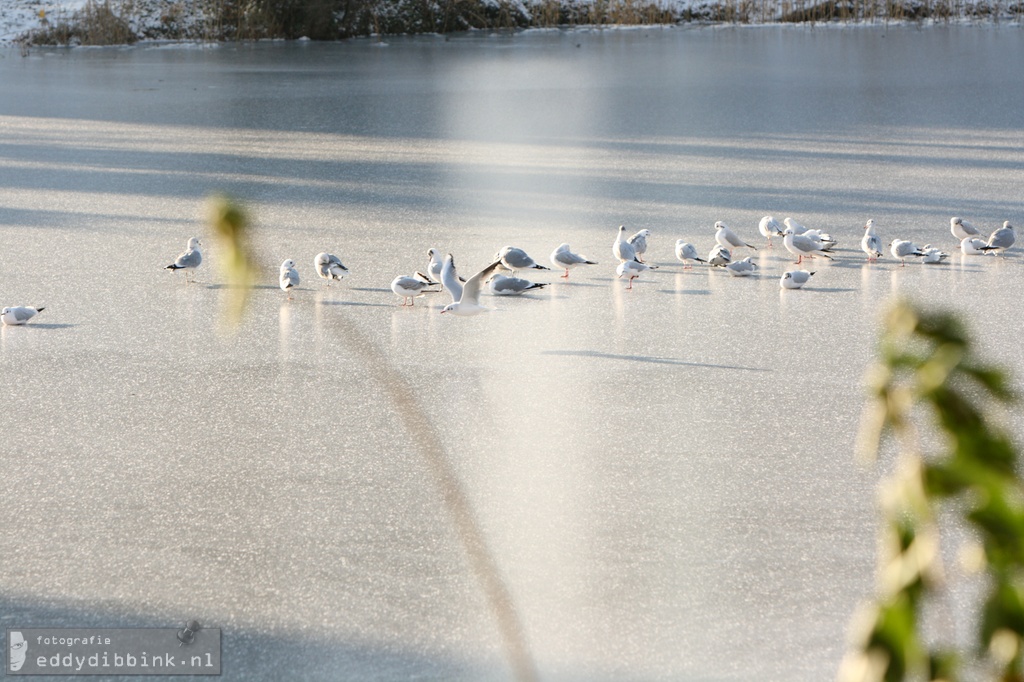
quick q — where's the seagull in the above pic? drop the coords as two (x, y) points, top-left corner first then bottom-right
(165, 237), (202, 283)
(715, 221), (757, 251)
(800, 229), (838, 251)
(889, 240), (926, 266)
(616, 260), (652, 289)
(783, 227), (834, 265)
(861, 219), (883, 261)
(708, 245), (732, 267)
(758, 216), (784, 247)
(613, 225), (640, 263)
(674, 241), (706, 269)
(1, 306), (44, 326)
(440, 253), (464, 303)
(496, 246), (549, 275)
(392, 273), (439, 307)
(724, 256), (758, 277)
(488, 274), (548, 296)
(987, 221), (1016, 254)
(950, 217), (981, 242)
(921, 245), (950, 264)
(780, 270), (815, 290)
(550, 243), (597, 279)
(426, 248), (445, 282)
(627, 229), (651, 263)
(960, 237), (997, 256)
(314, 252), (348, 285)
(279, 259), (300, 296)
(441, 261), (504, 316)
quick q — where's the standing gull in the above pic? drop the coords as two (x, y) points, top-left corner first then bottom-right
(950, 217), (982, 242)
(889, 240), (926, 266)
(759, 216), (784, 247)
(613, 225), (640, 263)
(279, 259), (300, 296)
(714, 221), (757, 251)
(783, 227), (834, 265)
(627, 229), (651, 263)
(1, 306), (44, 326)
(550, 243), (597, 279)
(391, 273), (439, 307)
(440, 254), (464, 303)
(165, 237), (202, 283)
(986, 221), (1016, 254)
(861, 219), (883, 262)
(616, 260), (652, 290)
(675, 241), (706, 269)
(314, 252), (348, 285)
(426, 248), (445, 283)
(441, 261), (504, 316)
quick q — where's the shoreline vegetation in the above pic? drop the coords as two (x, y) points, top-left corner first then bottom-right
(18, 0), (1024, 47)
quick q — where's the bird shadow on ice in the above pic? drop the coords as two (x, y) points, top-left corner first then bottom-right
(319, 300), (393, 309)
(205, 283), (281, 290)
(350, 287), (394, 293)
(800, 287), (858, 293)
(656, 289), (711, 295)
(2, 323), (76, 330)
(541, 349), (770, 372)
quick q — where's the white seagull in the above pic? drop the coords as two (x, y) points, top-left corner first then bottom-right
(392, 273), (439, 307)
(440, 253), (464, 303)
(889, 240), (926, 266)
(861, 219), (883, 261)
(550, 243), (597, 279)
(783, 227), (834, 265)
(1, 306), (44, 326)
(279, 259), (300, 296)
(715, 221), (757, 251)
(987, 221), (1016, 254)
(426, 248), (445, 282)
(613, 225), (640, 263)
(616, 260), (652, 289)
(724, 256), (758, 277)
(442, 261), (504, 316)
(314, 252), (348, 285)
(920, 245), (950, 264)
(950, 217), (981, 242)
(675, 241), (706, 269)
(759, 216), (785, 247)
(708, 245), (731, 267)
(780, 270), (814, 290)
(496, 246), (549, 275)
(627, 229), (651, 263)
(488, 274), (548, 296)
(960, 237), (996, 256)
(165, 237), (202, 283)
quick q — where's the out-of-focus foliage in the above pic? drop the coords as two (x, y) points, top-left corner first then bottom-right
(206, 194), (257, 333)
(841, 300), (1023, 682)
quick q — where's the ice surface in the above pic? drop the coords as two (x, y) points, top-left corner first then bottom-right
(1, 26), (1022, 681)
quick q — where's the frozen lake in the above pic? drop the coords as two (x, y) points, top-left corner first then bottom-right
(1, 25), (1023, 680)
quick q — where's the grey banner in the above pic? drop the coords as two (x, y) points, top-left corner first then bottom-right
(6, 628), (220, 676)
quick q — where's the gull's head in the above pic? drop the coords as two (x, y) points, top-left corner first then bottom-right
(714, 221), (726, 231)
(864, 219), (874, 230)
(951, 217), (962, 226)
(1005, 221), (1014, 230)
(782, 226), (794, 235)
(187, 237), (201, 249)
(782, 272), (792, 280)
(281, 259), (295, 269)
(638, 229), (651, 238)
(617, 225), (627, 235)
(314, 252), (330, 266)
(428, 247), (442, 261)
(555, 243), (570, 252)
(440, 303), (455, 315)
(1, 307), (10, 315)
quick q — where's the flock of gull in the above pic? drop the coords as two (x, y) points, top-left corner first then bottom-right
(0, 216), (1015, 326)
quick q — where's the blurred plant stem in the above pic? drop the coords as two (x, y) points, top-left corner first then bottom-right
(841, 300), (1022, 682)
(207, 194), (257, 333)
